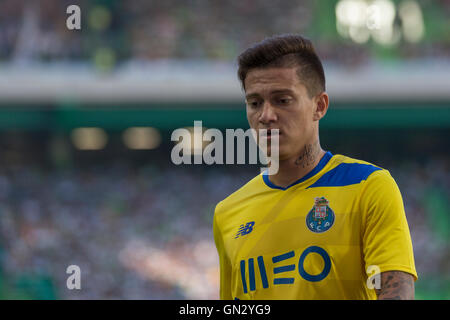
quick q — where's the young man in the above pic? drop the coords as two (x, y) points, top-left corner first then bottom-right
(213, 34), (417, 300)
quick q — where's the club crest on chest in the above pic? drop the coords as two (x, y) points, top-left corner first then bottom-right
(306, 197), (335, 233)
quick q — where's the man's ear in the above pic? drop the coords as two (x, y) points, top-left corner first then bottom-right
(313, 92), (329, 121)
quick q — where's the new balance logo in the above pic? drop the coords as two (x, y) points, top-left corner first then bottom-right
(235, 221), (255, 239)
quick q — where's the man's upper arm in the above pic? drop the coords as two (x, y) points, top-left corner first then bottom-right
(360, 169), (418, 292)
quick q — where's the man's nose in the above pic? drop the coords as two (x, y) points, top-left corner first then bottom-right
(259, 102), (277, 124)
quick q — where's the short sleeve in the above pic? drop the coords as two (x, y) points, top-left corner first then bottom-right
(360, 169), (418, 281)
(213, 207), (233, 299)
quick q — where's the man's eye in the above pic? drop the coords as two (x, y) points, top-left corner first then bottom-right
(278, 98), (291, 105)
(247, 101), (260, 107)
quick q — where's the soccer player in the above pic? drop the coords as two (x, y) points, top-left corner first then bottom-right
(213, 34), (417, 300)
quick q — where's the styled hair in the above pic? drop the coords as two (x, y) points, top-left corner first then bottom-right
(237, 34), (326, 98)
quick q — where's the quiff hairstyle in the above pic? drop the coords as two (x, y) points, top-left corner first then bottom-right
(237, 34), (326, 98)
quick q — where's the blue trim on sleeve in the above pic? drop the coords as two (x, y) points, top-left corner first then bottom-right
(306, 162), (381, 189)
(262, 151), (333, 190)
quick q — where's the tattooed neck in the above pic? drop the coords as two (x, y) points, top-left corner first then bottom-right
(295, 143), (320, 168)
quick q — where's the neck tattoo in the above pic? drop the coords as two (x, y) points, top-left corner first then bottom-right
(295, 143), (320, 168)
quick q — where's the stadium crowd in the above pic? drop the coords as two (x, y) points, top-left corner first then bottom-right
(0, 147), (448, 299)
(0, 0), (449, 65)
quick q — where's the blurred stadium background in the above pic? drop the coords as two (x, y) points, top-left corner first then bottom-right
(0, 0), (448, 299)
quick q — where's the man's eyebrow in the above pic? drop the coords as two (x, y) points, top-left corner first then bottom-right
(245, 93), (260, 100)
(245, 89), (295, 100)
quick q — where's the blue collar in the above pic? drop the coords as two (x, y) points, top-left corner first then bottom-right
(262, 151), (333, 190)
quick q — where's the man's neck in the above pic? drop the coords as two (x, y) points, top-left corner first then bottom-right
(269, 143), (325, 188)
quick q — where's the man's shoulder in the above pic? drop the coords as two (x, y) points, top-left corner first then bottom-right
(214, 172), (265, 217)
(332, 153), (383, 168)
(331, 153), (389, 178)
(308, 152), (392, 189)
(331, 153), (398, 190)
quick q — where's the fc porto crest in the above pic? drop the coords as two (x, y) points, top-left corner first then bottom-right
(306, 197), (335, 233)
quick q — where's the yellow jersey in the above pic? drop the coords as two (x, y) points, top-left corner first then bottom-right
(213, 151), (417, 300)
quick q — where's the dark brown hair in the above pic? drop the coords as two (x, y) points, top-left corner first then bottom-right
(237, 34), (325, 98)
